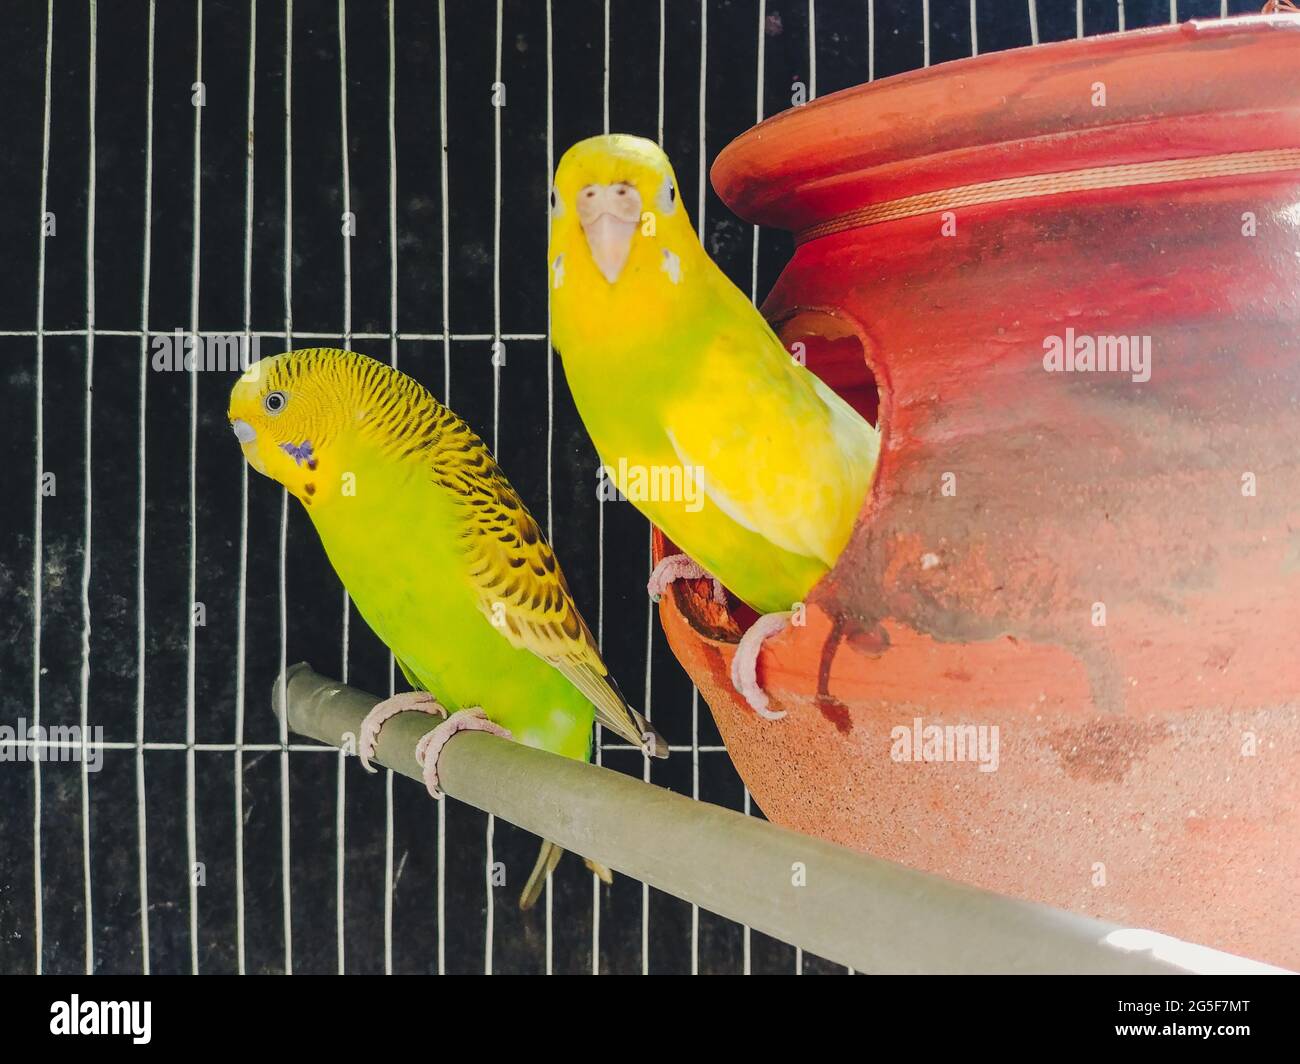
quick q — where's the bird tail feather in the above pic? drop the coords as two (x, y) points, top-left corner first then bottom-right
(519, 839), (566, 910)
(519, 840), (616, 909)
(630, 708), (669, 759)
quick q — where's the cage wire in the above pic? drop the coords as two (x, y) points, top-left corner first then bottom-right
(0, 0), (1261, 975)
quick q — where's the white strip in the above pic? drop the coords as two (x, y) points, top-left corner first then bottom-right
(657, 0), (665, 144)
(136, 0), (157, 976)
(335, 745), (346, 973)
(691, 689), (700, 974)
(338, 0), (352, 686)
(1028, 0), (1039, 46)
(868, 0), (874, 82)
(922, 0), (930, 67)
(436, 0), (451, 974)
(383, 767), (394, 974)
(485, 0), (504, 977)
(808, 0), (816, 97)
(280, 0), (295, 975)
(81, 0), (99, 977)
(185, 0), (203, 978)
(335, 0), (352, 977)
(1118, 1), (1126, 32)
(438, 0), (452, 406)
(971, 0), (978, 56)
(234, 0), (257, 978)
(31, 0), (52, 979)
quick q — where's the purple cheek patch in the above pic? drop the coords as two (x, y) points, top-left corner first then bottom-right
(280, 440), (315, 467)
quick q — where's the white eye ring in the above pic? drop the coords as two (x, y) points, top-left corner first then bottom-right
(655, 175), (677, 215)
(264, 390), (288, 415)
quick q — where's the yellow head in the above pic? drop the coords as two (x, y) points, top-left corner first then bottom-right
(549, 134), (702, 305)
(227, 349), (359, 506)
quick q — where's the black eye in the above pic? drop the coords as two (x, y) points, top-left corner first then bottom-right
(668, 183), (675, 203)
(264, 390), (287, 414)
(550, 189), (556, 209)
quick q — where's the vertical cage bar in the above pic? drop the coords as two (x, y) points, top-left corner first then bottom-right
(185, 0), (204, 977)
(279, 0), (296, 975)
(136, 0), (158, 976)
(335, 0), (353, 977)
(81, 0), (100, 977)
(544, 0), (557, 973)
(31, 0), (53, 977)
(383, 0), (398, 977)
(235, 0), (257, 978)
(436, 0), (451, 975)
(484, 0), (505, 976)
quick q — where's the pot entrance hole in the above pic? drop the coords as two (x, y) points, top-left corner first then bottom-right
(778, 311), (879, 427)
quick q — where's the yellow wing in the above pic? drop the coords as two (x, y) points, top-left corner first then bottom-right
(434, 417), (665, 756)
(664, 322), (878, 568)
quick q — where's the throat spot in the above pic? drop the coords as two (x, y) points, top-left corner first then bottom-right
(661, 249), (681, 285)
(280, 439), (316, 467)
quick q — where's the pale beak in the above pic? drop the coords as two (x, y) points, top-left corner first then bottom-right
(577, 183), (641, 284)
(231, 419), (268, 475)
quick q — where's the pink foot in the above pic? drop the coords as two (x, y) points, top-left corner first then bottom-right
(730, 611), (793, 720)
(647, 553), (728, 606)
(358, 690), (446, 772)
(414, 708), (513, 799)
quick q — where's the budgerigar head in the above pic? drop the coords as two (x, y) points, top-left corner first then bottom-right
(550, 134), (697, 292)
(227, 349), (356, 503)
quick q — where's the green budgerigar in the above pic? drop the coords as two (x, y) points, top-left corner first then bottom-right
(228, 348), (666, 908)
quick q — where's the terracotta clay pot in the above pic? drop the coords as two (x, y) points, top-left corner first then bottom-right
(656, 15), (1300, 968)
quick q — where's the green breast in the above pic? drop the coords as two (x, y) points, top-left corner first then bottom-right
(308, 445), (595, 762)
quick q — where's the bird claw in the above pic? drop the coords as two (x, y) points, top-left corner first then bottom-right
(730, 611), (793, 720)
(647, 553), (728, 606)
(358, 690), (447, 772)
(414, 707), (513, 799)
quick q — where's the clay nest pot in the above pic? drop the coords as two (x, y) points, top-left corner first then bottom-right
(654, 15), (1300, 968)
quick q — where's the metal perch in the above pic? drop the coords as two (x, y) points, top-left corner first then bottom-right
(273, 662), (1282, 975)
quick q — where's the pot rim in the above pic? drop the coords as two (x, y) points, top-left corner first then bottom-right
(711, 15), (1300, 235)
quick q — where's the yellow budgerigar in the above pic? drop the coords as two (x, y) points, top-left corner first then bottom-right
(228, 349), (666, 909)
(549, 134), (880, 718)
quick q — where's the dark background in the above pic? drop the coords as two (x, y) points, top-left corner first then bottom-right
(0, 0), (1264, 975)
